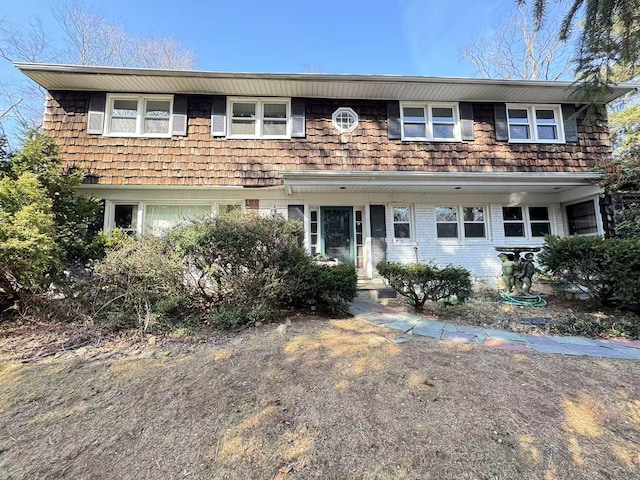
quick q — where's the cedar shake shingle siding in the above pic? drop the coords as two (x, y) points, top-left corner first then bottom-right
(44, 92), (612, 187)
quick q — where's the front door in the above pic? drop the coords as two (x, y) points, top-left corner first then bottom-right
(321, 207), (354, 264)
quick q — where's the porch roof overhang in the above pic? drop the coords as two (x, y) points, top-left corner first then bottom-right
(15, 63), (638, 104)
(279, 170), (603, 196)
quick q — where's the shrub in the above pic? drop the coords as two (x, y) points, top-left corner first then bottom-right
(170, 213), (358, 326)
(377, 261), (472, 310)
(90, 236), (193, 331)
(170, 212), (311, 326)
(0, 172), (60, 309)
(614, 203), (640, 238)
(550, 313), (640, 340)
(287, 262), (358, 316)
(209, 301), (279, 329)
(9, 132), (102, 264)
(538, 235), (640, 310)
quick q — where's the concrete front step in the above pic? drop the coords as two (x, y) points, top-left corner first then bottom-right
(356, 279), (397, 300)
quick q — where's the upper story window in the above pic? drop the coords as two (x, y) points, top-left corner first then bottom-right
(503, 206), (551, 238)
(506, 104), (564, 143)
(105, 94), (173, 137)
(436, 206), (487, 239)
(332, 107), (358, 133)
(228, 97), (290, 139)
(400, 102), (460, 141)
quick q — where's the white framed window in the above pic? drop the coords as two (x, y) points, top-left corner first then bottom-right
(393, 206), (412, 239)
(400, 102), (460, 141)
(332, 107), (358, 133)
(436, 206), (487, 239)
(112, 203), (139, 235)
(228, 97), (291, 139)
(144, 204), (213, 235)
(105, 94), (173, 137)
(106, 202), (245, 237)
(506, 104), (564, 143)
(217, 203), (243, 215)
(503, 206), (551, 238)
(566, 200), (599, 235)
(309, 209), (320, 256)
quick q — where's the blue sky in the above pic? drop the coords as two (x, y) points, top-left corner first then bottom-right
(1, 0), (523, 77)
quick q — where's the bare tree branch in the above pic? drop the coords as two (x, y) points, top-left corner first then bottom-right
(0, 1), (197, 142)
(459, 6), (575, 80)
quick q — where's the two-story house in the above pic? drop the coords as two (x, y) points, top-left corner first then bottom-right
(16, 63), (637, 281)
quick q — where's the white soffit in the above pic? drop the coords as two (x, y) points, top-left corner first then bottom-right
(279, 170), (603, 195)
(15, 63), (638, 104)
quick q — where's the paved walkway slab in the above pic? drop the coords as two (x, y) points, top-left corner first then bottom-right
(350, 299), (640, 360)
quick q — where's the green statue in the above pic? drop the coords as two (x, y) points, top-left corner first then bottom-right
(517, 252), (536, 294)
(498, 253), (519, 292)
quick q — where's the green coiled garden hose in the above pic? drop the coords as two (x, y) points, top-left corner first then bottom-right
(499, 291), (548, 307)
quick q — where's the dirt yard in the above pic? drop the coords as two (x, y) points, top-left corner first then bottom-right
(1, 315), (639, 479)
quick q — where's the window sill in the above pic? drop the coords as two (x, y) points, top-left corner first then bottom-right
(401, 137), (461, 142)
(103, 133), (172, 139)
(507, 139), (565, 144)
(392, 238), (417, 245)
(226, 135), (292, 140)
(436, 238), (490, 244)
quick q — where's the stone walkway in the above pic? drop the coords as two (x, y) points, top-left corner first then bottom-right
(349, 298), (640, 359)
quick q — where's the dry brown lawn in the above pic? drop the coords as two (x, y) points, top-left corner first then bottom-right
(1, 315), (639, 479)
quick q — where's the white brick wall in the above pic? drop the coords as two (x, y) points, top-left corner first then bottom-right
(385, 202), (562, 282)
(249, 197), (590, 282)
(256, 199), (296, 218)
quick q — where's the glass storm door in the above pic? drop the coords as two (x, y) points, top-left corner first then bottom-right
(321, 207), (354, 264)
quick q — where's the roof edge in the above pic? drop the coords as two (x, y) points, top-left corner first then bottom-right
(14, 62), (639, 93)
(279, 170), (602, 183)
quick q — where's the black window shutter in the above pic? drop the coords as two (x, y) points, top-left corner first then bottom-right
(459, 102), (475, 141)
(288, 204), (304, 222)
(387, 101), (401, 139)
(370, 205), (387, 238)
(211, 95), (226, 136)
(291, 98), (306, 138)
(172, 95), (188, 136)
(87, 93), (106, 134)
(494, 103), (509, 141)
(561, 104), (579, 142)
